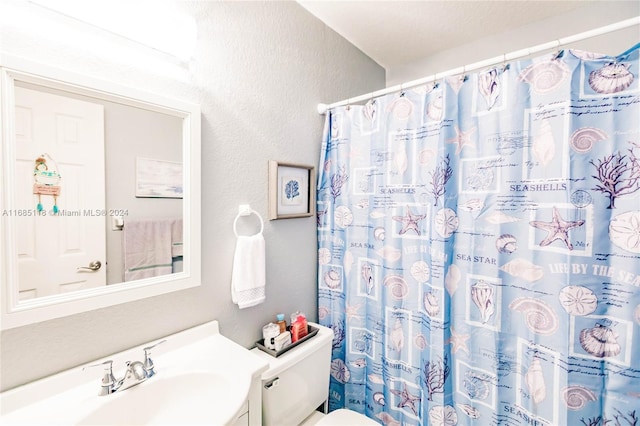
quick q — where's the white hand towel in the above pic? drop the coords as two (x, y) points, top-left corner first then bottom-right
(231, 233), (266, 309)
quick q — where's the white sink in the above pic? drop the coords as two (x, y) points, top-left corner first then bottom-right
(0, 321), (269, 425)
(78, 371), (240, 425)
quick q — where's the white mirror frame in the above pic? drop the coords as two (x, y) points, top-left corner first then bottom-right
(0, 55), (201, 329)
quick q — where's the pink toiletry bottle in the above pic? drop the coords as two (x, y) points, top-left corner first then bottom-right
(290, 311), (308, 343)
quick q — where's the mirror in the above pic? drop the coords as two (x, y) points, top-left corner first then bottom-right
(1, 55), (201, 329)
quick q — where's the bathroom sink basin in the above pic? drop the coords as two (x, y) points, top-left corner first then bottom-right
(0, 321), (269, 426)
(78, 371), (241, 425)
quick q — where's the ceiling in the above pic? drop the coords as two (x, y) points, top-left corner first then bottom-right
(297, 1), (591, 70)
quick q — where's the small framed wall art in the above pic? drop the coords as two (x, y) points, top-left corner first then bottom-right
(268, 160), (315, 220)
(135, 157), (183, 198)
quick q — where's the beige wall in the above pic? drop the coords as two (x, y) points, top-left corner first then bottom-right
(0, 1), (384, 391)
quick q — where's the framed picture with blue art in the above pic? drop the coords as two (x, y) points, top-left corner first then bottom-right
(268, 160), (315, 220)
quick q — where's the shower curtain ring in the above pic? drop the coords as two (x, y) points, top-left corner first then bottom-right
(434, 72), (442, 89)
(553, 39), (563, 60)
(502, 53), (509, 71)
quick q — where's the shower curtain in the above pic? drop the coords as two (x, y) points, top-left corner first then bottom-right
(317, 44), (640, 426)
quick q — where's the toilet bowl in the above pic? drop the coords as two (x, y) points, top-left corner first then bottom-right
(315, 408), (378, 425)
(251, 322), (376, 425)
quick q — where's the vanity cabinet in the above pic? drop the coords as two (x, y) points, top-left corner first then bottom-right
(231, 401), (250, 425)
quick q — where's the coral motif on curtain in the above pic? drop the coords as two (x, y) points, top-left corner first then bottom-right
(317, 44), (640, 426)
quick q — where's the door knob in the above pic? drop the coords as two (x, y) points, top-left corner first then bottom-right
(77, 260), (102, 271)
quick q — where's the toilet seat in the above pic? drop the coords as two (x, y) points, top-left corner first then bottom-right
(316, 409), (379, 425)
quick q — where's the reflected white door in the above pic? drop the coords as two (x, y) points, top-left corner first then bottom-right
(14, 86), (106, 300)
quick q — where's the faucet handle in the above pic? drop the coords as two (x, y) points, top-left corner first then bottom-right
(83, 360), (116, 396)
(143, 339), (166, 377)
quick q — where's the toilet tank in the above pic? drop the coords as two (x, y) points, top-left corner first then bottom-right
(250, 322), (334, 426)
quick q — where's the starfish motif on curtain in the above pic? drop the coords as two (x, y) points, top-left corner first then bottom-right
(447, 327), (470, 355)
(390, 382), (421, 416)
(529, 206), (585, 250)
(345, 302), (362, 321)
(446, 126), (476, 154)
(392, 206), (426, 235)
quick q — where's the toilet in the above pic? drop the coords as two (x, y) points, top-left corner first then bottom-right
(251, 322), (378, 426)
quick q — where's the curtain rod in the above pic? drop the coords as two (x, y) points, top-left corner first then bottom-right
(317, 16), (640, 115)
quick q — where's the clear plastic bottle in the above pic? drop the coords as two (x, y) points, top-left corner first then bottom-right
(290, 311), (304, 325)
(276, 313), (287, 333)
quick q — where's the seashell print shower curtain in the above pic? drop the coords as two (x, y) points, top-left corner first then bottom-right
(317, 44), (640, 426)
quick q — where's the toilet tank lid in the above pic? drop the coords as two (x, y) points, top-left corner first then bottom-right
(250, 322), (334, 380)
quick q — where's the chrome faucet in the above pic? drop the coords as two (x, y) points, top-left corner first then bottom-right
(84, 340), (165, 396)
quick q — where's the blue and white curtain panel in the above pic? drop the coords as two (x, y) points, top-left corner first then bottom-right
(317, 44), (640, 426)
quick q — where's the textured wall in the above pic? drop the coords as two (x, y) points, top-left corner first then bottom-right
(0, 1), (384, 391)
(387, 2), (640, 85)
